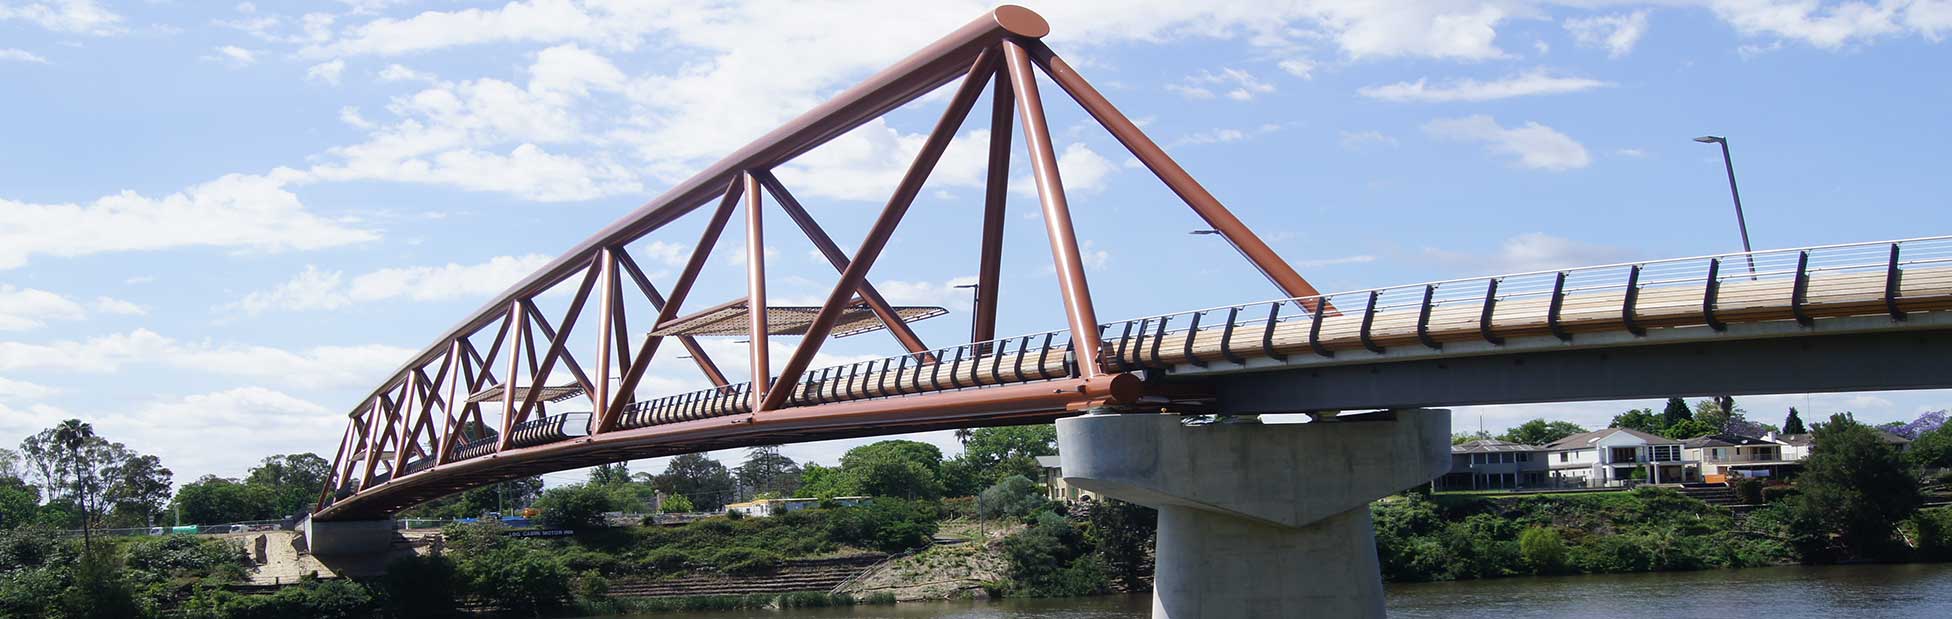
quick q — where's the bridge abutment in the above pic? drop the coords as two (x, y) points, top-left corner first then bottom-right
(1056, 409), (1450, 619)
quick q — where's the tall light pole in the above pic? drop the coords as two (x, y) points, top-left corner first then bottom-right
(953, 283), (981, 345)
(1694, 136), (1757, 277)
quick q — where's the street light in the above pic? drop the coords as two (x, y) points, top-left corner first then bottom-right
(1694, 135), (1757, 277)
(953, 283), (981, 345)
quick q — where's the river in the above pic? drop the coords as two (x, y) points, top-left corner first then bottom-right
(588, 563), (1952, 618)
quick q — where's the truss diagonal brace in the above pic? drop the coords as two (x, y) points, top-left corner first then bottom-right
(754, 169), (933, 358)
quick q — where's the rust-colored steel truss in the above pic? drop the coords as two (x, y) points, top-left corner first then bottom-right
(315, 6), (1319, 520)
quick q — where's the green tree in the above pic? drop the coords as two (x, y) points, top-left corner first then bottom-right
(1784, 407), (1808, 435)
(1661, 418), (1719, 440)
(1661, 397), (1693, 428)
(1002, 511), (1105, 597)
(1786, 413), (1922, 560)
(171, 475), (277, 524)
(104, 453), (171, 528)
(0, 477), (38, 530)
(796, 463), (852, 498)
(1499, 419), (1588, 445)
(976, 475), (1047, 519)
(841, 440), (945, 499)
(736, 446), (801, 498)
(244, 453), (330, 518)
(961, 425), (1057, 484)
(659, 493), (695, 513)
(1610, 408), (1665, 435)
(653, 453), (735, 511)
(1451, 430), (1494, 445)
(534, 484), (612, 530)
(1517, 527), (1569, 574)
(1085, 498), (1156, 592)
(1906, 425), (1952, 470)
(587, 462), (631, 487)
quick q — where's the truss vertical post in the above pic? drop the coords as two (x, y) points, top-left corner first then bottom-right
(498, 301), (525, 451)
(975, 64), (1013, 352)
(438, 340), (465, 463)
(1003, 40), (1102, 378)
(744, 171), (773, 411)
(512, 260), (601, 424)
(605, 178), (744, 430)
(391, 370), (421, 474)
(590, 248), (619, 432)
(1018, 40), (1329, 314)
(759, 49), (1000, 412)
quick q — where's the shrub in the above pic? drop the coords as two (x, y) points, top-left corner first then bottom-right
(1732, 479), (1765, 505)
(373, 554), (462, 618)
(458, 543), (571, 614)
(661, 493), (696, 513)
(1908, 508), (1952, 562)
(1761, 485), (1797, 504)
(826, 498), (940, 553)
(1518, 527), (1569, 575)
(977, 475), (1047, 520)
(708, 547), (781, 574)
(1002, 512), (1106, 597)
(1572, 535), (1653, 573)
(639, 548), (692, 574)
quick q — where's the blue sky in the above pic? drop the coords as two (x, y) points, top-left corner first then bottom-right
(2, 0), (1950, 486)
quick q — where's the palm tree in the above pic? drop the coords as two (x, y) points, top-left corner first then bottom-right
(53, 419), (97, 552)
(954, 428), (973, 451)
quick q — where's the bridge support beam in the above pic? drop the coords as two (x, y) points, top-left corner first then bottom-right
(301, 515), (398, 557)
(1056, 409), (1450, 619)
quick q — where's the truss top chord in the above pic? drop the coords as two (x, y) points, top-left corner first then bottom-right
(650, 297), (948, 339)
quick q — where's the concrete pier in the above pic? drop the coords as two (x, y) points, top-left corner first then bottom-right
(1056, 409), (1451, 619)
(299, 516), (398, 557)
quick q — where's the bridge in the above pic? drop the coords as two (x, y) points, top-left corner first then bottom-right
(305, 6), (1952, 618)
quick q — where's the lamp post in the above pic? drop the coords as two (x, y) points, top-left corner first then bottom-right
(1693, 136), (1757, 277)
(953, 283), (984, 351)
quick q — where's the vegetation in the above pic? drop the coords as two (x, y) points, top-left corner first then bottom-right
(1776, 413), (1922, 561)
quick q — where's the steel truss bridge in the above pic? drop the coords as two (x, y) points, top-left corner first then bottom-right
(313, 6), (1952, 521)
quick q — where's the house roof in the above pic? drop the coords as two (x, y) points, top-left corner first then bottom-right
(1451, 439), (1545, 453)
(1681, 433), (1774, 449)
(1545, 427), (1677, 450)
(1035, 455), (1062, 469)
(1775, 431), (1911, 447)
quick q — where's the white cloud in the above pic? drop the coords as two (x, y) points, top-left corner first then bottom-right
(1277, 57), (1316, 79)
(95, 387), (340, 480)
(230, 254), (554, 315)
(0, 329), (413, 389)
(0, 172), (378, 270)
(0, 377), (58, 400)
(0, 48), (49, 64)
(1565, 10), (1651, 57)
(92, 297), (145, 316)
(1170, 67), (1276, 101)
(1294, 254), (1377, 268)
(0, 0), (124, 36)
(338, 106), (374, 128)
(207, 45), (258, 67)
(1616, 147), (1648, 158)
(1359, 69), (1611, 102)
(1423, 115), (1592, 171)
(1708, 0), (1948, 48)
(1010, 143), (1118, 197)
(1338, 130), (1399, 151)
(873, 276), (981, 311)
(1424, 233), (1635, 274)
(0, 285), (86, 331)
(307, 59), (346, 85)
(377, 63), (435, 82)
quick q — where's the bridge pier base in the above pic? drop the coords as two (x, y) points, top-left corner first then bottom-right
(1056, 409), (1451, 619)
(300, 516), (398, 557)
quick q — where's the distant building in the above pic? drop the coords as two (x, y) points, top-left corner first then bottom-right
(1037, 455), (1096, 502)
(1682, 434), (1797, 481)
(722, 496), (868, 518)
(1434, 440), (1550, 491)
(1545, 428), (1699, 486)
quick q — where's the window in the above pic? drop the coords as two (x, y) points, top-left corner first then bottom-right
(1518, 452), (1530, 462)
(1501, 453), (1514, 464)
(1559, 452), (1569, 462)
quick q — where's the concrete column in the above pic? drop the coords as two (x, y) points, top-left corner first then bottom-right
(300, 515), (398, 556)
(1056, 409), (1450, 619)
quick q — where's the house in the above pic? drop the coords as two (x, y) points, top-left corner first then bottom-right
(1545, 428), (1699, 487)
(1682, 434), (1798, 482)
(1433, 440), (1551, 491)
(722, 495), (867, 517)
(1037, 455), (1096, 502)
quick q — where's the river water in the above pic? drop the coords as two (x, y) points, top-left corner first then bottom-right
(593, 564), (1952, 618)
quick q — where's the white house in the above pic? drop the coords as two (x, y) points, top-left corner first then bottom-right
(1037, 455), (1097, 502)
(722, 496), (867, 517)
(1545, 428), (1698, 487)
(1434, 440), (1553, 491)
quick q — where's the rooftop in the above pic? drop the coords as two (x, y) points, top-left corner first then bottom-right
(1546, 427), (1678, 450)
(1451, 439), (1545, 453)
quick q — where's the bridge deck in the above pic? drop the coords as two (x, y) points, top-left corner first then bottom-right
(535, 238), (1952, 433)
